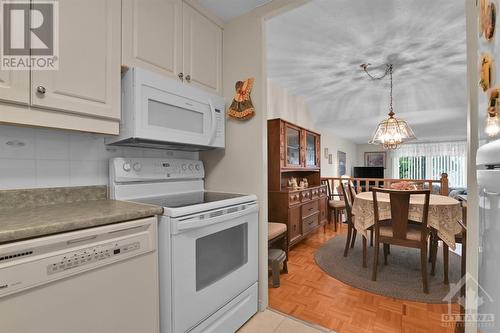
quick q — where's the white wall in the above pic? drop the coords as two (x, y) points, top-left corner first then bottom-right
(200, 4), (269, 311)
(267, 80), (357, 177)
(355, 143), (393, 178)
(200, 0), (311, 311)
(0, 124), (196, 189)
(267, 79), (314, 129)
(319, 129), (357, 177)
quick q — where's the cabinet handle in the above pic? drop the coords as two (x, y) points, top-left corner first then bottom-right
(185, 74), (191, 82)
(36, 86), (46, 94)
(178, 72), (184, 80)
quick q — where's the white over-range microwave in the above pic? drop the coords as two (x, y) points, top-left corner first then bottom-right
(106, 68), (225, 151)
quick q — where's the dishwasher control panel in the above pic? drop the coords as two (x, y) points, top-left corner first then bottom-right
(47, 241), (140, 275)
(0, 217), (157, 298)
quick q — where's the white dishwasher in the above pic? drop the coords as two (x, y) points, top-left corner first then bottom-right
(0, 216), (160, 333)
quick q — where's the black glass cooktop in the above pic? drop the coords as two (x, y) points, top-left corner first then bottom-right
(134, 191), (246, 208)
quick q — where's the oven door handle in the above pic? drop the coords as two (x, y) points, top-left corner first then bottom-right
(173, 203), (259, 233)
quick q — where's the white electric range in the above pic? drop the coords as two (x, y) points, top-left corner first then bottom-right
(109, 157), (259, 333)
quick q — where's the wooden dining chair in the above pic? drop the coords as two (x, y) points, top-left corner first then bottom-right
(340, 180), (373, 268)
(340, 181), (356, 251)
(430, 205), (467, 286)
(321, 179), (346, 231)
(372, 188), (431, 293)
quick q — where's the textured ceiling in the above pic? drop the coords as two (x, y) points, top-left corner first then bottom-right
(197, 0), (273, 22)
(266, 0), (467, 144)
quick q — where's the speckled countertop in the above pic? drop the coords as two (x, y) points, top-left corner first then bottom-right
(0, 186), (163, 244)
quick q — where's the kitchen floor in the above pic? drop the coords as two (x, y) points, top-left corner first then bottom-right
(269, 224), (461, 333)
(238, 309), (334, 333)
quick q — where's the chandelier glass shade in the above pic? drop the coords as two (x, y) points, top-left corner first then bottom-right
(486, 109), (500, 137)
(369, 112), (417, 149)
(362, 63), (417, 150)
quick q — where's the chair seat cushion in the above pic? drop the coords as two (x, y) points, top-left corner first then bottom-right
(328, 200), (346, 209)
(379, 224), (426, 242)
(268, 222), (287, 240)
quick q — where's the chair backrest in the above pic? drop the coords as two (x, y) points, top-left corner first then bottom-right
(340, 180), (355, 224)
(348, 180), (357, 200)
(336, 185), (344, 201)
(321, 179), (333, 200)
(372, 187), (431, 242)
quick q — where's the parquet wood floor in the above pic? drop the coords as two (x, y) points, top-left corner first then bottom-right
(269, 225), (460, 333)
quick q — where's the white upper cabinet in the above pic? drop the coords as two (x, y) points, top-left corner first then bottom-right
(122, 0), (222, 95)
(0, 0), (221, 135)
(31, 0), (121, 120)
(122, 0), (183, 80)
(182, 3), (222, 95)
(0, 70), (29, 105)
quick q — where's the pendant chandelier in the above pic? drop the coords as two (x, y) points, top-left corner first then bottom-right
(362, 63), (416, 150)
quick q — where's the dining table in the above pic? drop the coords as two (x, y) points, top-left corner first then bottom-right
(351, 191), (463, 249)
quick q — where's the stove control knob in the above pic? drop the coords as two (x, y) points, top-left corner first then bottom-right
(133, 162), (142, 172)
(188, 164), (194, 171)
(122, 162), (131, 172)
(181, 164), (187, 171)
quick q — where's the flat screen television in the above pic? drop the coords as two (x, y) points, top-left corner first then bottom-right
(353, 167), (384, 179)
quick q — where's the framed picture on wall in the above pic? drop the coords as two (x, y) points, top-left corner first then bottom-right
(364, 152), (386, 169)
(337, 151), (346, 176)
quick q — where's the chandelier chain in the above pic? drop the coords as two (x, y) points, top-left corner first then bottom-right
(363, 61), (416, 149)
(361, 63), (394, 117)
(360, 63), (391, 80)
(389, 64), (393, 117)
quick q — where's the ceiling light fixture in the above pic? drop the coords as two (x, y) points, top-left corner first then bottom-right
(362, 63), (417, 150)
(486, 106), (500, 137)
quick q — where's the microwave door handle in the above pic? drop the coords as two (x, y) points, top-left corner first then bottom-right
(207, 100), (218, 145)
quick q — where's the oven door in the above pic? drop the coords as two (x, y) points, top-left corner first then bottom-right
(137, 84), (218, 147)
(170, 203), (258, 333)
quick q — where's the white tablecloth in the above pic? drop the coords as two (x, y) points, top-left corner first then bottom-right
(352, 192), (463, 249)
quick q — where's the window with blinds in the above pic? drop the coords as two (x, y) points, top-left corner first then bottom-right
(394, 154), (467, 188)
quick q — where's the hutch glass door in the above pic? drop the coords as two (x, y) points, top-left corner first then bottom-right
(286, 126), (301, 167)
(305, 132), (318, 167)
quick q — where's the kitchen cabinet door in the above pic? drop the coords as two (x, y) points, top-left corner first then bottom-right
(0, 70), (29, 105)
(31, 0), (121, 120)
(122, 0), (183, 80)
(182, 3), (222, 95)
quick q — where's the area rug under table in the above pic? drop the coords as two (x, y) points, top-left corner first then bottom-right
(314, 235), (461, 303)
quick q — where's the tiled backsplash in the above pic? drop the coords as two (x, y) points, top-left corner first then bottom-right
(0, 125), (197, 189)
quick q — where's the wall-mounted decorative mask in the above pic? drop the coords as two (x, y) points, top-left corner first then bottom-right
(480, 54), (494, 92)
(228, 78), (255, 120)
(481, 0), (496, 40)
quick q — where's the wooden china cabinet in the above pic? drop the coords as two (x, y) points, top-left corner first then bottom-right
(268, 118), (327, 248)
